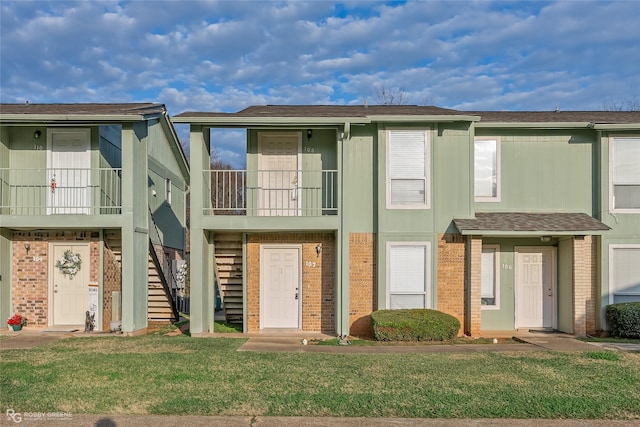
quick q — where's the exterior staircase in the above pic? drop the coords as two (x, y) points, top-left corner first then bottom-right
(104, 230), (177, 323)
(214, 233), (243, 324)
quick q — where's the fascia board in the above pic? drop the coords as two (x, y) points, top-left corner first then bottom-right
(592, 124), (640, 130)
(367, 115), (481, 122)
(456, 229), (609, 236)
(0, 114), (156, 123)
(170, 116), (370, 126)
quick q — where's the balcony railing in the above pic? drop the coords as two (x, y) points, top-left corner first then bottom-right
(0, 168), (122, 215)
(204, 169), (338, 216)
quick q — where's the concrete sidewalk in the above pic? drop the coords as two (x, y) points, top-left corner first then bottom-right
(7, 414), (639, 427)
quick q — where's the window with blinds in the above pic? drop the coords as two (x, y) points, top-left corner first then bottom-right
(612, 137), (640, 210)
(387, 130), (429, 208)
(610, 246), (640, 304)
(481, 245), (500, 309)
(387, 243), (430, 309)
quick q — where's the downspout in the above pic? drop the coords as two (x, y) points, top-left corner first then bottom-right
(339, 122), (350, 336)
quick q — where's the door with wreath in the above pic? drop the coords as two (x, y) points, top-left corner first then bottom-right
(50, 243), (90, 326)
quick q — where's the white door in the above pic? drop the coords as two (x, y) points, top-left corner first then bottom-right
(258, 133), (300, 216)
(515, 247), (555, 329)
(48, 129), (91, 214)
(51, 243), (90, 325)
(261, 246), (301, 328)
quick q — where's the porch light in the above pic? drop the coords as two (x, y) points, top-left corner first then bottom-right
(24, 243), (30, 254)
(33, 130), (41, 139)
(540, 236), (552, 242)
(316, 243), (322, 257)
(307, 129), (313, 141)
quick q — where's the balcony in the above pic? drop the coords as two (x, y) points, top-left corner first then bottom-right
(204, 169), (338, 216)
(0, 168), (122, 215)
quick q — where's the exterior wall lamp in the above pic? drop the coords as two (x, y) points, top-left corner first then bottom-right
(316, 243), (322, 257)
(24, 243), (30, 254)
(33, 130), (41, 139)
(307, 129), (313, 141)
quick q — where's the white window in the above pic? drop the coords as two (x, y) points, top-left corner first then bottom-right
(387, 130), (429, 208)
(609, 245), (640, 304)
(475, 138), (500, 201)
(611, 136), (640, 211)
(481, 245), (500, 309)
(165, 178), (172, 205)
(387, 242), (430, 309)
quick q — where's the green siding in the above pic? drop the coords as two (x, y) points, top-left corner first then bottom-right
(0, 229), (11, 323)
(476, 130), (594, 213)
(557, 238), (574, 333)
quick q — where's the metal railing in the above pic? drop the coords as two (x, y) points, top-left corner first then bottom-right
(204, 169), (338, 216)
(0, 168), (122, 215)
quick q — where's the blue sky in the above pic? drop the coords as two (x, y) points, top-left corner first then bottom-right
(1, 0), (639, 167)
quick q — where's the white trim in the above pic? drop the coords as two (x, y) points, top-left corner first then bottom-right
(514, 246), (557, 329)
(385, 241), (431, 309)
(609, 135), (640, 213)
(259, 244), (303, 329)
(385, 129), (430, 209)
(608, 244), (640, 305)
(474, 137), (501, 202)
(165, 177), (172, 206)
(480, 244), (500, 310)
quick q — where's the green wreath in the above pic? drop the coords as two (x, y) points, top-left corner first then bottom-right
(55, 249), (82, 279)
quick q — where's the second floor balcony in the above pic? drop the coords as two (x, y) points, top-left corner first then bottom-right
(204, 169), (338, 217)
(0, 167), (122, 216)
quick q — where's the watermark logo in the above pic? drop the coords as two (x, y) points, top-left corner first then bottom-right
(6, 409), (72, 423)
(6, 409), (22, 423)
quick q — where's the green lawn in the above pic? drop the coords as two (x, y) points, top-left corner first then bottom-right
(1, 335), (639, 419)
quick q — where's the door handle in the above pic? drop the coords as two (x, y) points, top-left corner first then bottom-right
(548, 288), (552, 297)
(295, 292), (299, 300)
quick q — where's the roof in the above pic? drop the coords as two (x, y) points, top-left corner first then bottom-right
(0, 103), (167, 122)
(466, 110), (640, 125)
(172, 105), (480, 125)
(453, 212), (610, 236)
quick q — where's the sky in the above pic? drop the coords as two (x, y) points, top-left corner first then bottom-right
(1, 0), (639, 167)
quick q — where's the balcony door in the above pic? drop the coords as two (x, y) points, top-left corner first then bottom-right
(47, 129), (91, 214)
(257, 132), (301, 216)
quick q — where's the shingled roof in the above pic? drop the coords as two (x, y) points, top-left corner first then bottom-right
(454, 212), (610, 235)
(465, 110), (640, 124)
(0, 103), (166, 117)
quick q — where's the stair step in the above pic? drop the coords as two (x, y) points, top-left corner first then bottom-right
(214, 233), (242, 241)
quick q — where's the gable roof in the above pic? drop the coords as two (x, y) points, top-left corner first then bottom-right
(453, 212), (610, 236)
(0, 103), (166, 122)
(467, 110), (640, 124)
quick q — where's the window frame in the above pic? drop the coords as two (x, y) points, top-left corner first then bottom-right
(386, 129), (430, 209)
(474, 137), (501, 202)
(165, 177), (172, 206)
(386, 241), (431, 309)
(610, 135), (640, 213)
(608, 244), (640, 305)
(480, 245), (500, 310)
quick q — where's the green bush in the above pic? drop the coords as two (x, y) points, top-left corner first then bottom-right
(606, 302), (640, 338)
(371, 309), (460, 341)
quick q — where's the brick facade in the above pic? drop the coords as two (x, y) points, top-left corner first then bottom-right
(348, 233), (376, 338)
(573, 235), (597, 336)
(436, 233), (466, 336)
(11, 231), (103, 329)
(102, 243), (122, 330)
(246, 233), (335, 333)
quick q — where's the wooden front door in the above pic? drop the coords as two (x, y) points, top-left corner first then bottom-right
(515, 247), (555, 329)
(51, 243), (90, 326)
(260, 245), (301, 329)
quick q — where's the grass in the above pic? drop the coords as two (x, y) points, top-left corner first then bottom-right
(581, 336), (640, 344)
(1, 336), (639, 419)
(214, 321), (243, 333)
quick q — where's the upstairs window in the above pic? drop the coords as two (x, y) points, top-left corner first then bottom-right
(611, 136), (640, 210)
(475, 138), (500, 201)
(387, 130), (429, 208)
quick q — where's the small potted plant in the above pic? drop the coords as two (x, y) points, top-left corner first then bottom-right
(7, 314), (27, 331)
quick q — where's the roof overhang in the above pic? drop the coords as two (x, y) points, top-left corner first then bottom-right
(453, 212), (610, 236)
(0, 113), (162, 124)
(592, 123), (640, 130)
(474, 122), (594, 129)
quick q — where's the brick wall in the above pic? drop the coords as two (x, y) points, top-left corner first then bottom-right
(348, 233), (376, 338)
(573, 236), (596, 337)
(246, 233), (335, 333)
(437, 233), (465, 336)
(12, 231), (101, 329)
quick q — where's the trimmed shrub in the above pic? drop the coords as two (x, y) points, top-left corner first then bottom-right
(371, 309), (460, 341)
(606, 302), (640, 338)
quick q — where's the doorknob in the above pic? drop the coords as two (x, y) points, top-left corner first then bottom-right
(295, 292), (299, 300)
(548, 288), (552, 297)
